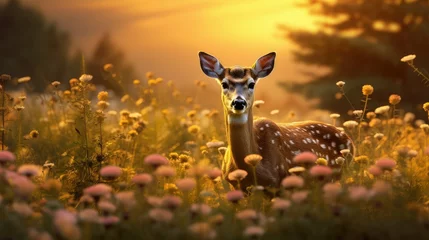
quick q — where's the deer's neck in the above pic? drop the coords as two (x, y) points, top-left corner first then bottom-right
(224, 108), (258, 170)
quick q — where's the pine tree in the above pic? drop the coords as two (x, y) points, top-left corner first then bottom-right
(281, 0), (429, 117)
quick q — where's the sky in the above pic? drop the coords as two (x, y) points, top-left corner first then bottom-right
(15, 0), (324, 114)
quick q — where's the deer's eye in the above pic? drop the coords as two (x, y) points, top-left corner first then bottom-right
(221, 82), (229, 89)
(248, 82), (255, 89)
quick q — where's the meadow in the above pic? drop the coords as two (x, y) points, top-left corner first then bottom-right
(0, 55), (429, 240)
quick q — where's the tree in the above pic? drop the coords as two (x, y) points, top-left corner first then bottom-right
(0, 0), (75, 91)
(280, 0), (429, 117)
(87, 33), (137, 97)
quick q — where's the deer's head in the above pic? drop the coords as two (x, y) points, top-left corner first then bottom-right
(198, 52), (276, 124)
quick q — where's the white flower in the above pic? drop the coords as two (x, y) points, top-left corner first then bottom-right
(400, 54), (416, 63)
(17, 76), (31, 83)
(336, 81), (345, 87)
(343, 120), (359, 128)
(270, 109), (279, 115)
(330, 113), (340, 119)
(352, 110), (363, 117)
(374, 105), (390, 114)
(79, 74), (93, 82)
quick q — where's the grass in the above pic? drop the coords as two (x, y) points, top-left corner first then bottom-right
(0, 61), (428, 240)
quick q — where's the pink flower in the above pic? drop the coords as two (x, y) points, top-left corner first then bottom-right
(115, 191), (136, 210)
(190, 204), (212, 216)
(100, 216), (120, 228)
(54, 210), (81, 240)
(236, 209), (258, 222)
(368, 165), (382, 176)
(132, 173), (153, 188)
(243, 226), (265, 238)
(100, 166), (122, 180)
(175, 178), (196, 192)
(227, 169), (248, 181)
(309, 165), (333, 179)
(146, 196), (163, 207)
(281, 176), (304, 189)
(226, 190), (244, 203)
(293, 152), (317, 165)
(149, 208), (173, 223)
(348, 186), (369, 201)
(10, 175), (36, 199)
(17, 164), (41, 178)
(83, 184), (112, 201)
(144, 154), (168, 168)
(375, 158), (396, 171)
(291, 190), (309, 203)
(0, 151), (15, 166)
(154, 166), (176, 178)
(323, 183), (342, 201)
(271, 198), (291, 212)
(98, 200), (116, 214)
(78, 209), (99, 223)
(161, 195), (183, 210)
(206, 168), (222, 180)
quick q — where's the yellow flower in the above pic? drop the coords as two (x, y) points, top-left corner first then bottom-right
(354, 155), (370, 164)
(244, 154), (263, 166)
(97, 91), (109, 101)
(316, 158), (328, 166)
(188, 125), (200, 135)
(423, 102), (429, 112)
(389, 94), (401, 105)
(128, 130), (138, 137)
(133, 79), (140, 85)
(362, 85), (374, 96)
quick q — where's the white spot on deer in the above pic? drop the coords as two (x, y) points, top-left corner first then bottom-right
(335, 133), (340, 138)
(259, 147), (263, 150)
(326, 155), (330, 161)
(260, 127), (264, 131)
(316, 130), (321, 134)
(312, 139), (317, 144)
(310, 125), (315, 128)
(311, 149), (315, 153)
(271, 140), (275, 144)
(331, 142), (336, 147)
(328, 146), (332, 150)
(276, 166), (279, 170)
(334, 150), (338, 154)
(286, 159), (291, 164)
(331, 160), (335, 165)
(292, 150), (301, 156)
(303, 140), (307, 144)
(317, 124), (322, 127)
(265, 123), (269, 127)
(289, 140), (295, 145)
(321, 144), (326, 149)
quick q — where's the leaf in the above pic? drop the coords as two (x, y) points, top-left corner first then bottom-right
(75, 128), (81, 135)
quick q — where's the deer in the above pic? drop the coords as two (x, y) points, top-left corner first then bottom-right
(198, 51), (354, 192)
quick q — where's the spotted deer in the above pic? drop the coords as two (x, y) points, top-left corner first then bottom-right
(198, 52), (354, 191)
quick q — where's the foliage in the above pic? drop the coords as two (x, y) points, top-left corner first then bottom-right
(280, 0), (429, 118)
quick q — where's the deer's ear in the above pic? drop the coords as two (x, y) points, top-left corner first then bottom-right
(199, 52), (225, 78)
(252, 52), (276, 78)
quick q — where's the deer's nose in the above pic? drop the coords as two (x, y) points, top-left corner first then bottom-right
(231, 97), (247, 111)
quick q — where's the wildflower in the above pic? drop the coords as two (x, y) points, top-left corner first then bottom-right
(335, 157), (345, 165)
(0, 151), (16, 165)
(244, 154), (263, 166)
(144, 154), (169, 169)
(188, 125), (200, 134)
(226, 190), (244, 203)
(97, 91), (108, 101)
(270, 109), (280, 115)
(154, 166), (176, 178)
(161, 195), (183, 210)
(271, 198), (291, 212)
(389, 94), (401, 105)
(103, 63), (114, 72)
(366, 112), (376, 119)
(288, 166), (306, 175)
(353, 110), (363, 117)
(132, 173), (153, 188)
(187, 110), (197, 118)
(423, 102), (429, 112)
(206, 140), (225, 148)
(129, 112), (142, 119)
(79, 195), (94, 206)
(374, 105), (390, 114)
(51, 81), (60, 87)
(132, 79), (140, 85)
(343, 120), (358, 128)
(10, 175), (36, 198)
(115, 191), (136, 210)
(149, 208), (173, 223)
(175, 178), (196, 192)
(375, 158), (396, 171)
(179, 154), (190, 163)
(228, 169), (248, 181)
(12, 202), (33, 217)
(309, 165), (333, 179)
(83, 184), (112, 201)
(400, 54), (416, 63)
(291, 190), (309, 203)
(253, 100), (265, 108)
(336, 81), (345, 88)
(362, 85), (374, 95)
(408, 149), (418, 158)
(98, 200), (116, 215)
(404, 112), (415, 123)
(190, 204), (212, 216)
(370, 180), (392, 196)
(330, 113), (340, 119)
(206, 168), (222, 180)
(17, 76), (31, 83)
(293, 152), (317, 165)
(17, 164), (41, 178)
(78, 209), (99, 223)
(188, 222), (216, 239)
(323, 183), (342, 200)
(128, 130), (138, 137)
(54, 210), (80, 240)
(316, 158), (328, 166)
(243, 226), (265, 238)
(354, 155), (369, 164)
(146, 72), (154, 79)
(100, 216), (120, 228)
(100, 166), (122, 180)
(79, 74), (93, 82)
(281, 176), (304, 189)
(348, 186), (369, 201)
(236, 209), (258, 222)
(208, 214), (224, 225)
(0, 74), (11, 81)
(121, 95), (130, 103)
(373, 133), (384, 141)
(368, 165), (382, 176)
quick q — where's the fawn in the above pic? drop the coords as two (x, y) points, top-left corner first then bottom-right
(198, 52), (354, 191)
